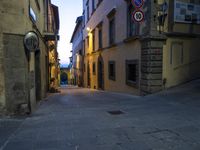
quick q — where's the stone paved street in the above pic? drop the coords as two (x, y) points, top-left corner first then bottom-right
(0, 80), (200, 150)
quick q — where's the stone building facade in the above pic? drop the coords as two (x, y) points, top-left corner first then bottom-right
(0, 0), (59, 114)
(82, 0), (200, 95)
(70, 16), (84, 86)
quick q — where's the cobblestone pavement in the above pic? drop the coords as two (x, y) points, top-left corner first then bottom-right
(0, 80), (200, 150)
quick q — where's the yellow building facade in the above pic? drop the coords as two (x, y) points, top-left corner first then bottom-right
(82, 0), (200, 95)
(160, 0), (200, 88)
(45, 4), (60, 91)
(70, 16), (84, 87)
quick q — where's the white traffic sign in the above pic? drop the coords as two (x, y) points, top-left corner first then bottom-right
(132, 10), (144, 23)
(132, 0), (144, 8)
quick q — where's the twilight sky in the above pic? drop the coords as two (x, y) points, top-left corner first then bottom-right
(51, 0), (83, 68)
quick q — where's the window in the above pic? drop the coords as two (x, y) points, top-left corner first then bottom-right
(126, 60), (139, 87)
(29, 6), (37, 23)
(108, 61), (116, 81)
(83, 39), (85, 55)
(86, 1), (89, 22)
(107, 8), (116, 46)
(92, 29), (95, 51)
(97, 0), (103, 6)
(127, 4), (139, 37)
(35, 0), (40, 11)
(170, 42), (184, 67)
(109, 17), (115, 45)
(79, 50), (82, 55)
(86, 36), (89, 52)
(93, 62), (96, 75)
(83, 11), (86, 26)
(92, 0), (95, 13)
(98, 25), (103, 49)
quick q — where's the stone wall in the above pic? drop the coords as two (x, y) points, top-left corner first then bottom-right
(140, 39), (165, 95)
(3, 33), (29, 113)
(0, 33), (6, 113)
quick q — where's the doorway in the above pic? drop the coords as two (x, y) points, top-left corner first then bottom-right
(35, 50), (41, 102)
(98, 55), (104, 90)
(87, 62), (91, 87)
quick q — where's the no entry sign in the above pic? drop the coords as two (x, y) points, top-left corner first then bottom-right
(132, 0), (144, 8)
(132, 10), (144, 23)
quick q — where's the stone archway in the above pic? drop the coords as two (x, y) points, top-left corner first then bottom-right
(98, 55), (104, 90)
(60, 72), (68, 85)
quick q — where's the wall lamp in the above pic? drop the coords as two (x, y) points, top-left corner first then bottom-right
(86, 27), (91, 32)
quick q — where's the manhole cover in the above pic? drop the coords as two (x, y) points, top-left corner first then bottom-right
(107, 110), (124, 115)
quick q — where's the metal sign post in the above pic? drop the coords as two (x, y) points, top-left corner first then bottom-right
(132, 10), (144, 23)
(131, 0), (145, 23)
(24, 31), (39, 113)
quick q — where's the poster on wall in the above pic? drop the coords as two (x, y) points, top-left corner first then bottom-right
(174, 0), (200, 24)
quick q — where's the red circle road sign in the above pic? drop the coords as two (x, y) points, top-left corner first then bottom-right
(132, 10), (144, 23)
(131, 0), (144, 8)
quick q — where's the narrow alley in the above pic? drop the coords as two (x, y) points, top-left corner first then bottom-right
(1, 80), (200, 150)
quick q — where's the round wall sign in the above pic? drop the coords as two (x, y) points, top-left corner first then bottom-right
(131, 0), (144, 8)
(132, 10), (144, 23)
(24, 31), (39, 52)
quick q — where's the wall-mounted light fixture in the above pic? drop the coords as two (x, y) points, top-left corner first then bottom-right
(86, 27), (91, 32)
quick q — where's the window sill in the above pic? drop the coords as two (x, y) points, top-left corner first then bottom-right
(164, 32), (200, 38)
(97, 48), (103, 51)
(109, 77), (116, 81)
(91, 9), (96, 16)
(123, 36), (141, 43)
(97, 1), (103, 8)
(107, 43), (117, 49)
(126, 80), (138, 88)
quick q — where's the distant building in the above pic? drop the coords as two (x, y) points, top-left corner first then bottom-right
(70, 16), (84, 87)
(60, 67), (71, 85)
(44, 4), (60, 91)
(81, 0), (200, 95)
(0, 0), (59, 114)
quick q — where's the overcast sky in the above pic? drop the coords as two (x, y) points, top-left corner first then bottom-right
(51, 0), (82, 68)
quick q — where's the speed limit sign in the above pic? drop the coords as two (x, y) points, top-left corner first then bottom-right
(132, 10), (144, 23)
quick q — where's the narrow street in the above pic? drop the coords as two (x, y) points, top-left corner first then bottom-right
(1, 80), (200, 150)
